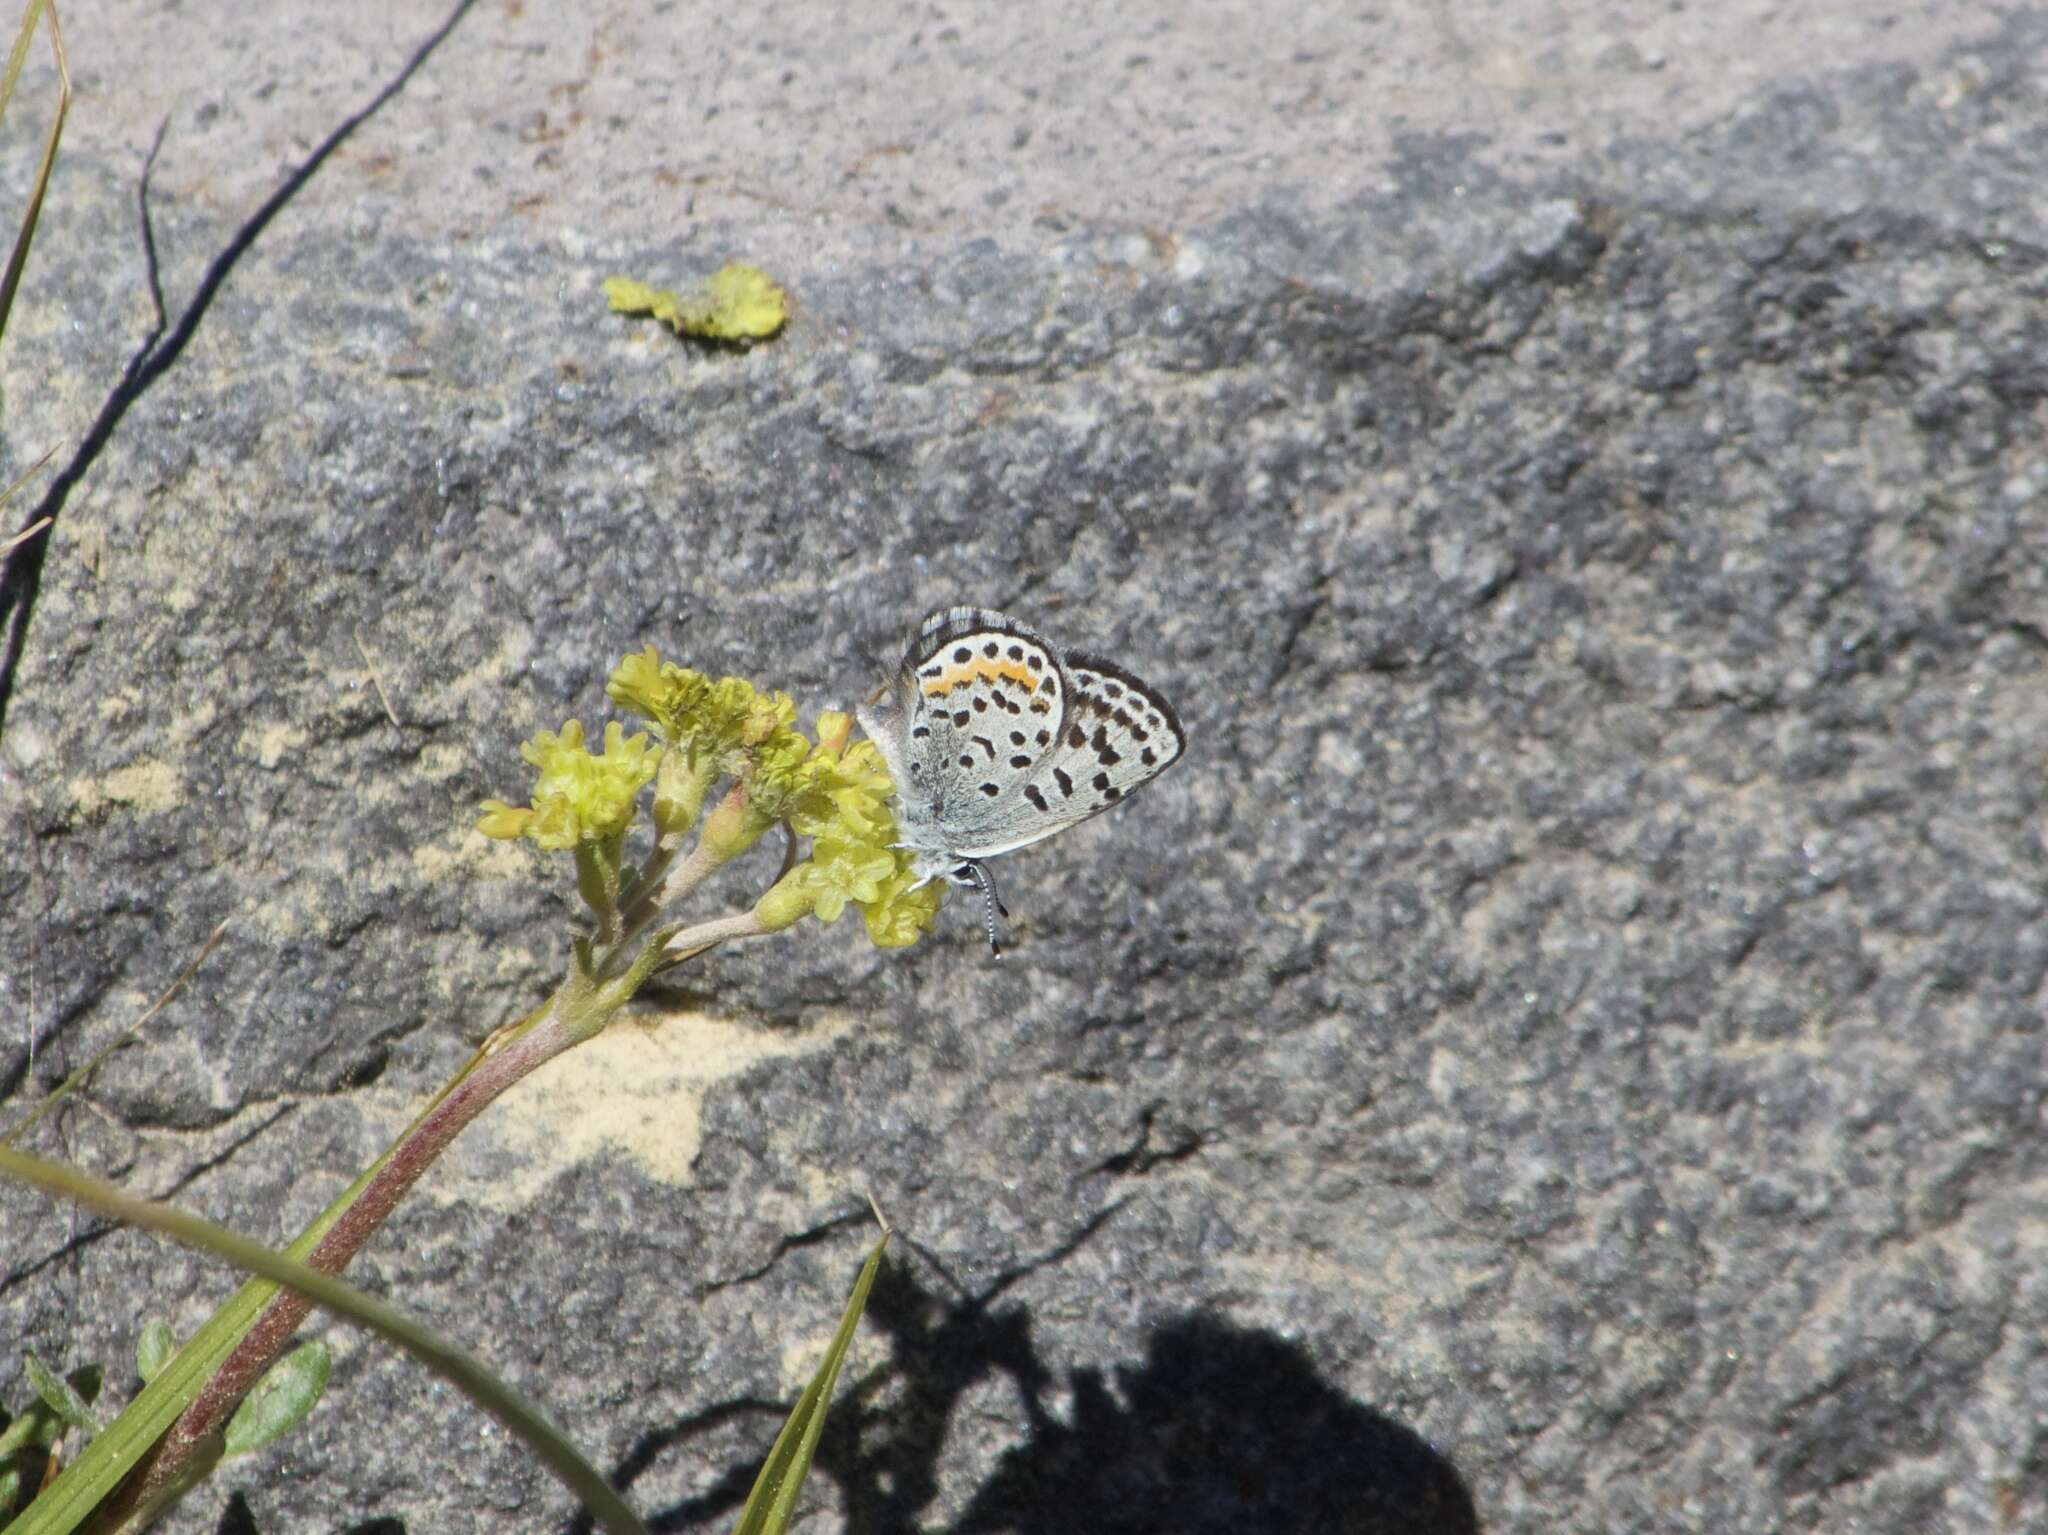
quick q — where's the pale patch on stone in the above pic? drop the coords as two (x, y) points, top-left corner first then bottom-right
(778, 1310), (885, 1395)
(239, 721), (308, 769)
(69, 758), (184, 817)
(439, 630), (533, 704)
(416, 742), (471, 779)
(412, 829), (532, 884)
(420, 1008), (856, 1211)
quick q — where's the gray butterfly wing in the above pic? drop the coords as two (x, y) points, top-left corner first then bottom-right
(951, 646), (1185, 860)
(877, 610), (1071, 852)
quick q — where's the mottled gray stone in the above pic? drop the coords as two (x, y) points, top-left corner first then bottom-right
(2, 3), (2045, 1534)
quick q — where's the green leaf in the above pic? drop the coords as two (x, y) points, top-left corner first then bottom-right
(732, 1229), (890, 1535)
(604, 263), (789, 342)
(21, 1357), (97, 1438)
(134, 1321), (177, 1386)
(222, 1343), (330, 1458)
(0, 1442), (53, 1523)
(0, 1401), (56, 1455)
(0, 1451), (29, 1519)
(0, 1142), (649, 1535)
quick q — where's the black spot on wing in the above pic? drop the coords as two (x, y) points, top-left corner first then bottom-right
(1064, 648), (1185, 767)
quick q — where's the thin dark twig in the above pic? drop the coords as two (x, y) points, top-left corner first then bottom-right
(138, 113), (168, 335)
(0, 0), (480, 737)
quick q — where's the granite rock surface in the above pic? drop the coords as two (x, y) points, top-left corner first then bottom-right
(1, 4), (2043, 1532)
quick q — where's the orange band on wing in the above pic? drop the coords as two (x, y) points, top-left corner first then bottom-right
(921, 657), (1040, 698)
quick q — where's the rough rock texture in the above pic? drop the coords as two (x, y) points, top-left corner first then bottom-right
(2, 3), (2044, 1532)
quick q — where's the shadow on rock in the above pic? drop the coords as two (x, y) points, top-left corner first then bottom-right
(939, 1313), (1478, 1535)
(619, 1255), (1477, 1534)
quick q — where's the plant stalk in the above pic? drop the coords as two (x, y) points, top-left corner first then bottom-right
(105, 995), (581, 1522)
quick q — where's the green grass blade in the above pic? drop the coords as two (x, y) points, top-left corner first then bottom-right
(731, 1230), (890, 1535)
(0, 0), (46, 117)
(0, 0), (68, 352)
(2, 1039), (492, 1535)
(0, 1145), (648, 1535)
(2, 1152), (379, 1535)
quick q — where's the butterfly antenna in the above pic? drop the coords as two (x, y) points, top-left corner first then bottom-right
(965, 860), (1008, 957)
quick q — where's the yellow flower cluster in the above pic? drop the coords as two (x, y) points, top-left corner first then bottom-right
(759, 714), (944, 948)
(476, 721), (657, 851)
(480, 650), (940, 949)
(607, 647), (800, 773)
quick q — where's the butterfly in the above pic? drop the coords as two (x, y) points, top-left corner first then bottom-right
(857, 606), (1185, 954)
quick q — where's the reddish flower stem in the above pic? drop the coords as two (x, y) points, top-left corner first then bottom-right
(111, 1001), (579, 1518)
